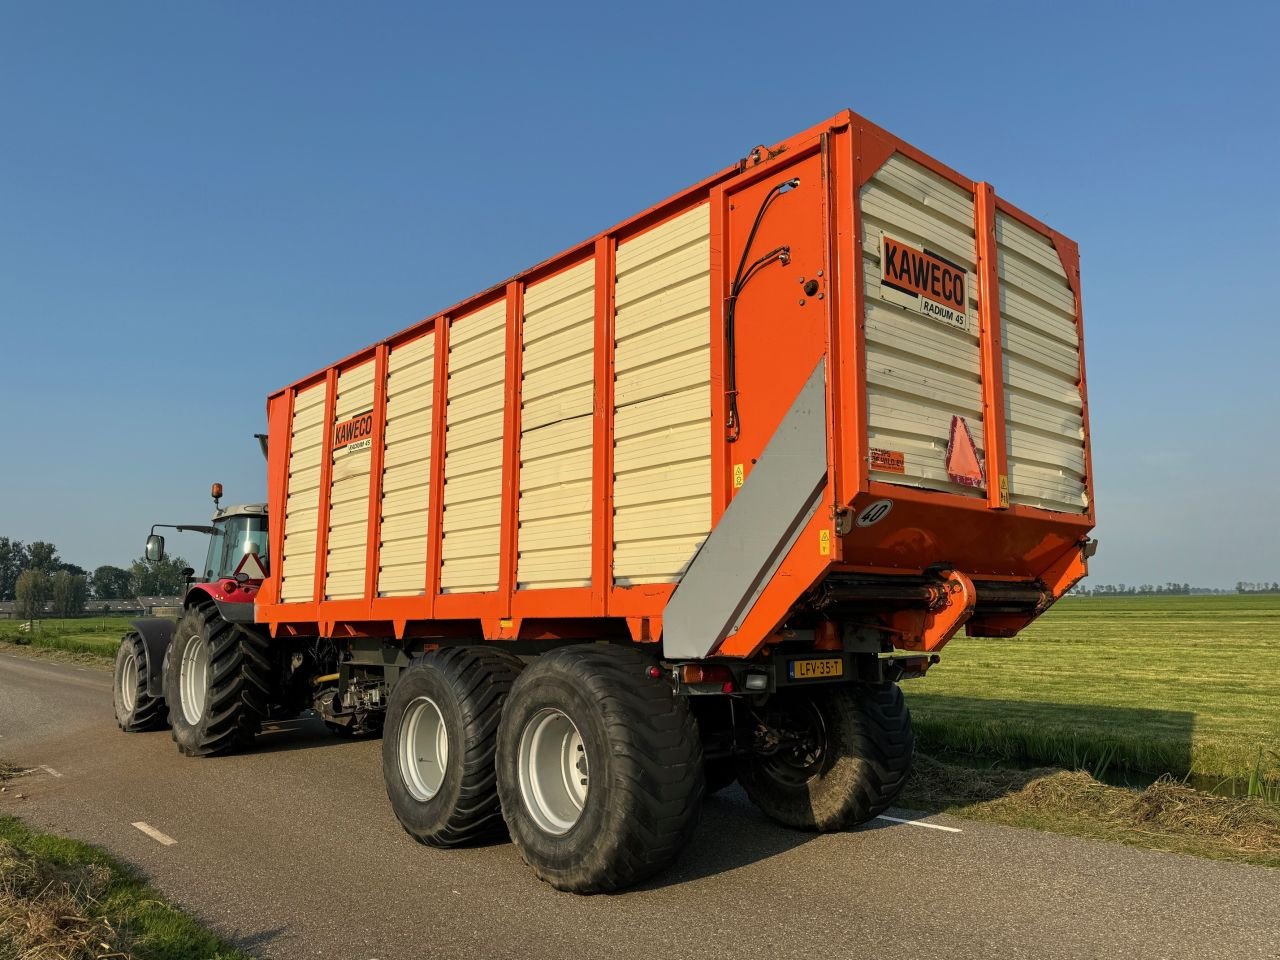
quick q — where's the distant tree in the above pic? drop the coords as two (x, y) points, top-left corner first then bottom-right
(50, 570), (88, 617)
(91, 565), (132, 599)
(25, 541), (61, 573)
(129, 555), (190, 596)
(0, 537), (28, 601)
(15, 569), (51, 621)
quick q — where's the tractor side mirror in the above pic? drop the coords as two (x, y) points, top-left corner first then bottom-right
(145, 534), (165, 562)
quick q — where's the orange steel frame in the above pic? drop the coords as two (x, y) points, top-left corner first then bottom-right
(256, 109), (1095, 653)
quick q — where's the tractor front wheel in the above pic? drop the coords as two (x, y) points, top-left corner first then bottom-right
(113, 632), (168, 732)
(163, 604), (272, 757)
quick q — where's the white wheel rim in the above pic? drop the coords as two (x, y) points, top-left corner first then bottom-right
(399, 697), (449, 801)
(179, 635), (209, 726)
(119, 652), (138, 713)
(518, 708), (588, 836)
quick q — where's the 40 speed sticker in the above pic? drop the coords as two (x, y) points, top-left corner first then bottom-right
(855, 499), (894, 527)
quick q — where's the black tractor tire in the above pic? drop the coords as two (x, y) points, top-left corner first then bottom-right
(496, 644), (705, 894)
(164, 604), (273, 757)
(382, 646), (523, 847)
(738, 682), (913, 831)
(704, 757), (738, 796)
(113, 632), (168, 732)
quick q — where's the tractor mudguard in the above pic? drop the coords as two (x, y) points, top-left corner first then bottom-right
(212, 599), (257, 624)
(129, 617), (176, 699)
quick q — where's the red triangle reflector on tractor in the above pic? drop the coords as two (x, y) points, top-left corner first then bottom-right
(946, 415), (985, 488)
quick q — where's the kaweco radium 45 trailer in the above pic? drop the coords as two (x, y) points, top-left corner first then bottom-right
(114, 109), (1095, 893)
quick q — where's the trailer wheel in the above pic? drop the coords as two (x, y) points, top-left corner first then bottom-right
(382, 646), (523, 847)
(164, 604), (272, 757)
(113, 632), (168, 732)
(496, 645), (704, 893)
(737, 683), (913, 831)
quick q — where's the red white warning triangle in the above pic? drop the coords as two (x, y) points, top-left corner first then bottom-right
(946, 415), (985, 488)
(234, 552), (269, 581)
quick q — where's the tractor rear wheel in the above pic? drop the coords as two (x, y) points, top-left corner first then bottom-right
(163, 604), (272, 757)
(737, 683), (913, 831)
(496, 645), (704, 893)
(382, 646), (523, 847)
(113, 632), (168, 732)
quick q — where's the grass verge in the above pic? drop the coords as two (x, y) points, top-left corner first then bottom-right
(0, 617), (132, 659)
(0, 815), (247, 960)
(902, 754), (1280, 868)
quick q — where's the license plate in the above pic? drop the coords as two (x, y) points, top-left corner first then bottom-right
(789, 657), (844, 681)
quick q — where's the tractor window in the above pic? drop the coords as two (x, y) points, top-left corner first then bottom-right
(204, 515), (269, 581)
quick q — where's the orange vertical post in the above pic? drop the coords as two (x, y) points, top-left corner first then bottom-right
(590, 237), (616, 615)
(262, 389), (294, 609)
(974, 181), (1009, 509)
(497, 282), (523, 618)
(425, 318), (450, 615)
(362, 343), (390, 602)
(311, 369), (339, 603)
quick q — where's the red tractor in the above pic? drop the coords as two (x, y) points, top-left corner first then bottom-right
(112, 484), (364, 754)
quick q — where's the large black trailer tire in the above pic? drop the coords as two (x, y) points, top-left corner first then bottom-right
(496, 645), (705, 894)
(738, 683), (913, 831)
(382, 646), (523, 847)
(113, 632), (168, 732)
(163, 604), (273, 757)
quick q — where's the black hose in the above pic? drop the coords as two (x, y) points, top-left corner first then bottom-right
(725, 177), (798, 442)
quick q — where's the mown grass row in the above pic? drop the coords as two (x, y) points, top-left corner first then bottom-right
(905, 594), (1280, 787)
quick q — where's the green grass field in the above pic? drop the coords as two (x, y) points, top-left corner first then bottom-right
(904, 594), (1280, 786)
(0, 616), (133, 658)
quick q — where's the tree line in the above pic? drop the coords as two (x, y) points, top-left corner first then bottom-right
(1071, 582), (1278, 596)
(0, 536), (190, 620)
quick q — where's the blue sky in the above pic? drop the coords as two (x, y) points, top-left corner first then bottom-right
(1, 1), (1276, 586)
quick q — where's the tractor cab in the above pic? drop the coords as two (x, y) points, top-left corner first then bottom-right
(144, 484), (269, 616)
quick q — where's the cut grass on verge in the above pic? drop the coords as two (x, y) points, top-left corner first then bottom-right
(0, 815), (247, 960)
(899, 754), (1280, 868)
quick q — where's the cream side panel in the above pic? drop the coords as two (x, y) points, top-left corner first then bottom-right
(324, 361), (376, 600)
(612, 204), (712, 586)
(518, 264), (595, 590)
(441, 303), (507, 593)
(280, 383), (327, 603)
(378, 333), (434, 597)
(860, 156), (985, 497)
(996, 212), (1088, 513)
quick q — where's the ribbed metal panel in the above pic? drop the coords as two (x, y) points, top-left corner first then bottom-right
(860, 155), (986, 497)
(279, 383), (327, 603)
(996, 213), (1088, 513)
(612, 204), (712, 585)
(324, 361), (375, 599)
(440, 301), (507, 593)
(518, 261), (594, 590)
(377, 333), (434, 596)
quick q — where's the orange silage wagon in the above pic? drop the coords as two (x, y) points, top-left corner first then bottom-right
(120, 109), (1095, 893)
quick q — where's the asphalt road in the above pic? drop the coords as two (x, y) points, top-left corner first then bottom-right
(2, 651), (1278, 960)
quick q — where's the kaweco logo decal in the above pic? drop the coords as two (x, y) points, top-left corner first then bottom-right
(879, 234), (969, 331)
(333, 411), (374, 454)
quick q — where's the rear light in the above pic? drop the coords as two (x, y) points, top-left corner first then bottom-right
(680, 664), (734, 686)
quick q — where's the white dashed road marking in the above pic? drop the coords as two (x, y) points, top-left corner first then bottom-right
(875, 814), (962, 833)
(39, 765), (63, 778)
(131, 822), (177, 846)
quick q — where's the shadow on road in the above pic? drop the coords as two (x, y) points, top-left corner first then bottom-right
(248, 714), (372, 755)
(636, 786), (820, 890)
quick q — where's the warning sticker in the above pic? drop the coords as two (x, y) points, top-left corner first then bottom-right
(879, 234), (969, 331)
(333, 411), (375, 454)
(869, 448), (905, 474)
